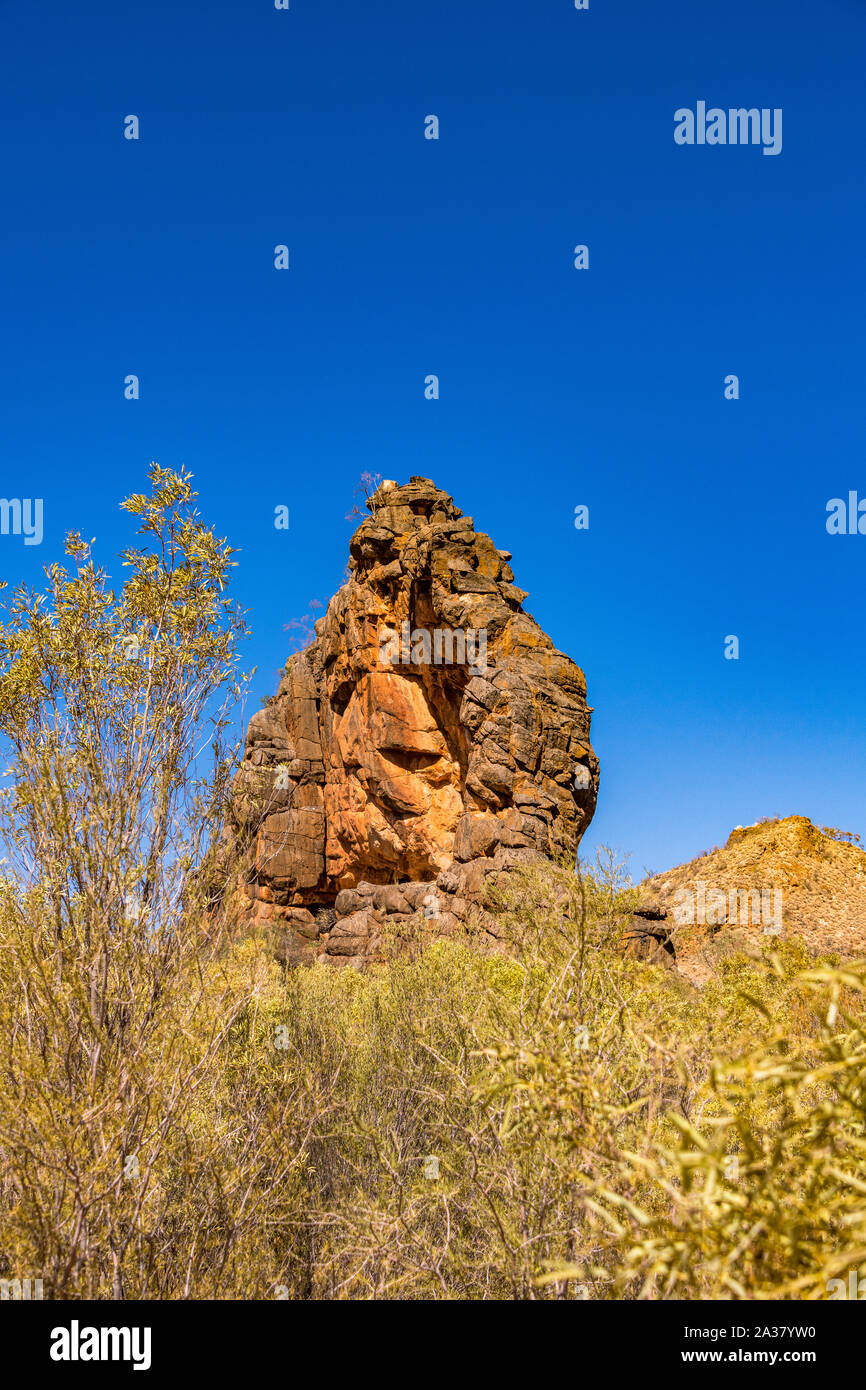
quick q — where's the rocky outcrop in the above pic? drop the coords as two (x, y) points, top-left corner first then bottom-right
(620, 902), (677, 970)
(642, 816), (866, 986)
(224, 477), (599, 965)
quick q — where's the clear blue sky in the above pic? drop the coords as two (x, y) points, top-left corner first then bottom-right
(1, 0), (864, 877)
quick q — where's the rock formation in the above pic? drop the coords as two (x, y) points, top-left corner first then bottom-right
(225, 476), (599, 965)
(620, 902), (677, 971)
(642, 816), (866, 986)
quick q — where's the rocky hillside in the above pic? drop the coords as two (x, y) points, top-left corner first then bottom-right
(224, 476), (598, 966)
(641, 816), (866, 985)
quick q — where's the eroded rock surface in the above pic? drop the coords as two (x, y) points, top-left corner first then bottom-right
(642, 816), (866, 986)
(620, 902), (677, 970)
(225, 477), (599, 965)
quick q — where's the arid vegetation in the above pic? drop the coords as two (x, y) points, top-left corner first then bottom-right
(0, 471), (863, 1300)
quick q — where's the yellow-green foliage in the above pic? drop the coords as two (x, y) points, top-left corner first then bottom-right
(201, 872), (865, 1301)
(2, 819), (864, 1303)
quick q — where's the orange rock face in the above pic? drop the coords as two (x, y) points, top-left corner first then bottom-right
(225, 477), (599, 965)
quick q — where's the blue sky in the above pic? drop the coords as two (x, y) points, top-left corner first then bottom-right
(1, 0), (864, 876)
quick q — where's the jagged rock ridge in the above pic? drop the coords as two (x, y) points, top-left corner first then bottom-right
(226, 476), (599, 965)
